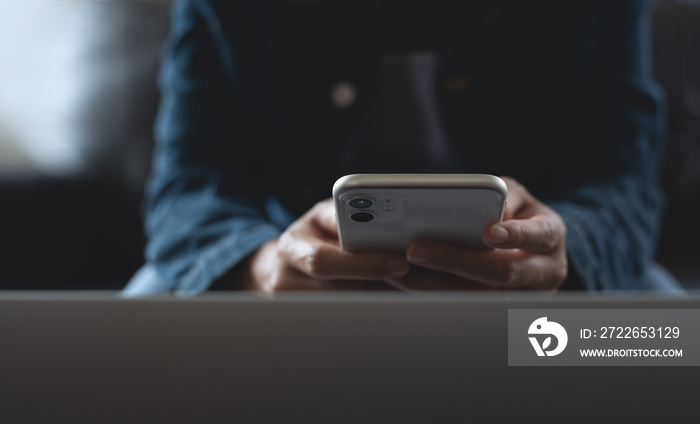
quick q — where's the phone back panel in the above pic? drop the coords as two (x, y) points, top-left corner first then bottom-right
(335, 186), (505, 253)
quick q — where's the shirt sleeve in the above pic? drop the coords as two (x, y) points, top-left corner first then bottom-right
(546, 0), (666, 290)
(143, 0), (282, 295)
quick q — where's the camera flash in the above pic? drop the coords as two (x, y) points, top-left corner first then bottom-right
(383, 205), (393, 211)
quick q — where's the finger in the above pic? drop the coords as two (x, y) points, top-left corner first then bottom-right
(270, 268), (397, 293)
(406, 241), (566, 289)
(501, 177), (550, 221)
(279, 231), (410, 280)
(310, 199), (339, 238)
(484, 214), (564, 253)
(385, 267), (495, 292)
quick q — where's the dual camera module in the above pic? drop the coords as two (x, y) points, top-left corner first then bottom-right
(348, 197), (375, 223)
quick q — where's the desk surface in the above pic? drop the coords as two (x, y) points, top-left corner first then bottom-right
(0, 291), (697, 423)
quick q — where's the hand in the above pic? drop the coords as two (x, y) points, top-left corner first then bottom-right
(388, 177), (568, 291)
(241, 199), (410, 293)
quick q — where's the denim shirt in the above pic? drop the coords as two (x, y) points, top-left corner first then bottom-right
(138, 0), (666, 295)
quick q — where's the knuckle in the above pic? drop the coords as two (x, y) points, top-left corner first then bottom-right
(541, 221), (559, 252)
(304, 245), (332, 278)
(501, 176), (516, 186)
(511, 224), (526, 245)
(277, 231), (295, 254)
(504, 177), (526, 194)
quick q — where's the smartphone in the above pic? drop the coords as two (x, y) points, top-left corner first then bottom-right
(333, 174), (507, 253)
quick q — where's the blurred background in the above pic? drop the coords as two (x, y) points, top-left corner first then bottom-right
(0, 0), (698, 291)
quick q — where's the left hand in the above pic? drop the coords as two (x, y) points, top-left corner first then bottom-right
(386, 177), (568, 291)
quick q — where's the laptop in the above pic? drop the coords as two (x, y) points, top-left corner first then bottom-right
(0, 291), (697, 422)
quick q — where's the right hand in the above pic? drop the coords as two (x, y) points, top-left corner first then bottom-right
(241, 199), (410, 293)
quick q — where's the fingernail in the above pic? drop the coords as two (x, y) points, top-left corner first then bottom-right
(386, 258), (409, 277)
(488, 225), (509, 245)
(407, 243), (432, 264)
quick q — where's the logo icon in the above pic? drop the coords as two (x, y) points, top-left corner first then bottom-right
(528, 317), (568, 357)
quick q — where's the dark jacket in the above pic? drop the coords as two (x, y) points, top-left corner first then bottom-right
(143, 0), (666, 294)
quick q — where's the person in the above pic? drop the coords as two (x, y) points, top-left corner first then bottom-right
(124, 0), (668, 296)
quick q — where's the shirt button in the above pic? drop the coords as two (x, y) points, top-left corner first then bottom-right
(330, 81), (357, 109)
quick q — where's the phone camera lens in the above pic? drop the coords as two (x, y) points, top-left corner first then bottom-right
(350, 212), (375, 223)
(349, 198), (374, 209)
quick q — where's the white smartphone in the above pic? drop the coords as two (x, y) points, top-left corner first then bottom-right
(333, 174), (507, 253)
